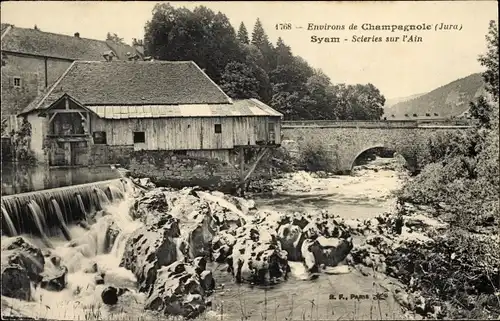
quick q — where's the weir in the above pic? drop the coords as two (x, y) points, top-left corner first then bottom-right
(1, 178), (129, 239)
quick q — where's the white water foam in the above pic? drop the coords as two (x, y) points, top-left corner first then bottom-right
(2, 179), (147, 320)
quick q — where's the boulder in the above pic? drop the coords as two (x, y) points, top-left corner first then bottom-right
(104, 217), (122, 253)
(211, 231), (237, 263)
(301, 237), (353, 272)
(39, 250), (67, 291)
(1, 258), (31, 300)
(120, 223), (179, 293)
(277, 224), (304, 261)
(312, 236), (353, 266)
(192, 257), (207, 275)
(131, 190), (170, 222)
(1, 237), (45, 281)
(208, 202), (244, 231)
(40, 265), (68, 291)
(230, 225), (289, 284)
(138, 178), (156, 189)
(182, 202), (217, 258)
(1, 237), (46, 300)
(144, 262), (210, 319)
(199, 270), (215, 295)
(101, 286), (129, 305)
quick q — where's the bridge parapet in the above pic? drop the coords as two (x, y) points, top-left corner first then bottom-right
(282, 119), (476, 129)
(282, 120), (418, 128)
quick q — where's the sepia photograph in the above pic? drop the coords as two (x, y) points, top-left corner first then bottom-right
(1, 1), (499, 320)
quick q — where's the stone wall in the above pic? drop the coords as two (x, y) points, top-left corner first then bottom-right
(90, 145), (134, 166)
(127, 149), (274, 193)
(1, 54), (72, 118)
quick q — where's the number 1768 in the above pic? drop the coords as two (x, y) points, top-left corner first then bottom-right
(276, 23), (292, 30)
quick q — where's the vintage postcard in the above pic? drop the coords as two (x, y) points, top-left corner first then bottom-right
(1, 1), (499, 320)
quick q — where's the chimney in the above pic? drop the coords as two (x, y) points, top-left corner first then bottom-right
(74, 32), (80, 38)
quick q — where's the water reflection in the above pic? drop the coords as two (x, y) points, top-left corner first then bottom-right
(1, 163), (122, 196)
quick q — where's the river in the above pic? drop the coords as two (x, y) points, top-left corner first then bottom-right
(1, 156), (412, 321)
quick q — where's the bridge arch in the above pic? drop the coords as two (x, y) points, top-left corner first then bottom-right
(348, 145), (408, 173)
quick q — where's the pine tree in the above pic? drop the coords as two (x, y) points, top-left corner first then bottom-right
(250, 18), (276, 71)
(251, 18), (269, 47)
(237, 22), (249, 44)
(275, 37), (293, 66)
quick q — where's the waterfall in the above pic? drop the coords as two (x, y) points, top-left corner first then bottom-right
(27, 200), (53, 248)
(94, 187), (110, 205)
(1, 204), (18, 236)
(76, 193), (88, 221)
(0, 177), (146, 321)
(50, 198), (72, 241)
(109, 185), (124, 201)
(1, 179), (123, 236)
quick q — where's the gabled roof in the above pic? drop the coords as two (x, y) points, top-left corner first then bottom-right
(20, 61), (233, 115)
(1, 24), (140, 61)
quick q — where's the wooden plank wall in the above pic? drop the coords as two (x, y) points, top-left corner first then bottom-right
(90, 115), (282, 150)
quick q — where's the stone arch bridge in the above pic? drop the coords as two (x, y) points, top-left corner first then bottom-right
(281, 119), (474, 173)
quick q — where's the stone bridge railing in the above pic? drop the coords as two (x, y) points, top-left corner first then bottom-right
(282, 119), (476, 129)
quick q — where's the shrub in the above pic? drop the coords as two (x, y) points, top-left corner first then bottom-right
(297, 140), (338, 173)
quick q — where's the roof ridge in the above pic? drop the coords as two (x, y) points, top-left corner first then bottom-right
(32, 61), (77, 112)
(5, 24), (111, 44)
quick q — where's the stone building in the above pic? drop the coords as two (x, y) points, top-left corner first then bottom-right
(1, 23), (143, 134)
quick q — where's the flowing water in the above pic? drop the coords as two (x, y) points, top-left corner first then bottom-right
(1, 157), (410, 321)
(212, 157), (410, 320)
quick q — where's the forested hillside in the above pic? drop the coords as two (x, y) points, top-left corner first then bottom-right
(143, 3), (386, 121)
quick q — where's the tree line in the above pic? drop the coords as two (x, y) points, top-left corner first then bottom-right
(142, 3), (385, 120)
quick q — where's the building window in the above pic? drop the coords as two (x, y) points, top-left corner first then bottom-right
(133, 131), (146, 143)
(214, 124), (222, 134)
(92, 131), (107, 144)
(268, 122), (276, 142)
(13, 77), (21, 88)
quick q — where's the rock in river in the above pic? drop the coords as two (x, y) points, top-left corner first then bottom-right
(230, 225), (289, 284)
(1, 237), (46, 300)
(120, 221), (180, 293)
(145, 261), (213, 319)
(101, 286), (129, 305)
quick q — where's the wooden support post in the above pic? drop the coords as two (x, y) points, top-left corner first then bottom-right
(239, 146), (245, 196)
(86, 112), (91, 166)
(242, 147), (270, 190)
(64, 142), (72, 166)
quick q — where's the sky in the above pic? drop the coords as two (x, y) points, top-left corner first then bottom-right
(1, 1), (498, 99)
